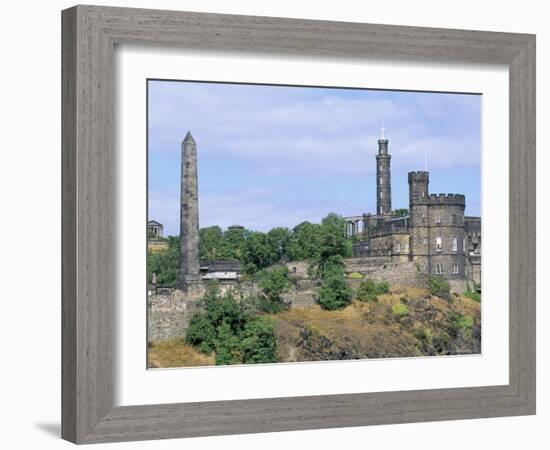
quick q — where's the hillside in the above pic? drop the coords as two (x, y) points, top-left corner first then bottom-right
(271, 287), (481, 361)
(148, 287), (480, 368)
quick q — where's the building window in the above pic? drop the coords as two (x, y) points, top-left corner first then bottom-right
(435, 264), (443, 274)
(436, 237), (442, 252)
(435, 214), (441, 224)
(395, 242), (401, 253)
(380, 177), (383, 184)
(452, 237), (457, 252)
(452, 264), (459, 274)
(421, 190), (425, 198)
(452, 213), (457, 225)
(463, 238), (466, 252)
(422, 213), (426, 224)
(423, 238), (427, 245)
(380, 191), (383, 199)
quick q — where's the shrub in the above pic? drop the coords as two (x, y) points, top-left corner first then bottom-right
(414, 327), (433, 341)
(392, 302), (409, 317)
(356, 279), (378, 302)
(356, 279), (390, 302)
(375, 280), (390, 295)
(464, 290), (481, 303)
(185, 313), (216, 353)
(239, 317), (278, 364)
(185, 287), (279, 365)
(214, 321), (242, 365)
(256, 265), (291, 313)
(447, 312), (474, 337)
(429, 276), (451, 300)
(316, 261), (352, 310)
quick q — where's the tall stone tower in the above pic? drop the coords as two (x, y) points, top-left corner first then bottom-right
(180, 131), (200, 287)
(408, 171), (430, 272)
(376, 128), (392, 216)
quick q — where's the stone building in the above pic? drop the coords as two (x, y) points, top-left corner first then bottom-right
(147, 220), (164, 238)
(147, 220), (168, 252)
(200, 260), (242, 281)
(346, 131), (481, 287)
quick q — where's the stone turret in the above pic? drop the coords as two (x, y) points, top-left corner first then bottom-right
(179, 131), (200, 287)
(408, 171), (430, 272)
(376, 128), (392, 216)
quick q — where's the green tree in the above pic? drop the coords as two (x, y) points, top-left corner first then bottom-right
(267, 227), (292, 262)
(185, 286), (279, 366)
(316, 258), (352, 310)
(394, 208), (409, 217)
(185, 312), (216, 353)
(287, 221), (322, 261)
(256, 265), (291, 313)
(147, 235), (180, 286)
(243, 231), (277, 274)
(317, 213), (350, 268)
(214, 321), (242, 365)
(223, 226), (248, 260)
(239, 317), (278, 363)
(198, 226), (224, 260)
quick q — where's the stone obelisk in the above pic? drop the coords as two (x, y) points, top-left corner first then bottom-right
(180, 131), (200, 288)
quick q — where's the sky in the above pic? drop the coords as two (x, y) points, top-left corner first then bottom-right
(148, 80), (481, 236)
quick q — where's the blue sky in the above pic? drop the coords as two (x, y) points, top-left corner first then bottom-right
(148, 80), (481, 236)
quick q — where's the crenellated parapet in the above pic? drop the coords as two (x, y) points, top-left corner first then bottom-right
(428, 193), (465, 206)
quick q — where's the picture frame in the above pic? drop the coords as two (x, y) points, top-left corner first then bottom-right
(61, 4), (536, 444)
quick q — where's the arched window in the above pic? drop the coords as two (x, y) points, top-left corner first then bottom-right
(436, 237), (442, 252)
(452, 237), (457, 252)
(395, 242), (401, 253)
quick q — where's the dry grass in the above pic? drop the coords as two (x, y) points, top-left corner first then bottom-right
(147, 340), (215, 368)
(147, 286), (481, 367)
(269, 286), (481, 362)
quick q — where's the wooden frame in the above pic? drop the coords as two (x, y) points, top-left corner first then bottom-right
(62, 5), (536, 444)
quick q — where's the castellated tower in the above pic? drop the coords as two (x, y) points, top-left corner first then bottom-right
(408, 171), (430, 272)
(376, 130), (392, 216)
(428, 193), (466, 279)
(179, 131), (201, 287)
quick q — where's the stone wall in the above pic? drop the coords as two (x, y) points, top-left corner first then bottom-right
(147, 289), (200, 342)
(148, 279), (317, 342)
(344, 257), (425, 288)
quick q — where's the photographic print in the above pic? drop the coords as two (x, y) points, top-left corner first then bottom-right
(146, 80), (482, 369)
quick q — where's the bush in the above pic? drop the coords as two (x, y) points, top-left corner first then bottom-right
(185, 287), (279, 365)
(392, 302), (409, 317)
(239, 317), (278, 364)
(356, 279), (390, 302)
(464, 290), (481, 303)
(316, 260), (352, 310)
(447, 312), (474, 337)
(185, 313), (216, 353)
(256, 265), (291, 313)
(375, 280), (390, 295)
(414, 327), (433, 341)
(429, 276), (451, 300)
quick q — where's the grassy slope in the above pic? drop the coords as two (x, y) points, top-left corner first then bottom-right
(148, 341), (215, 368)
(270, 287), (481, 361)
(148, 287), (481, 367)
